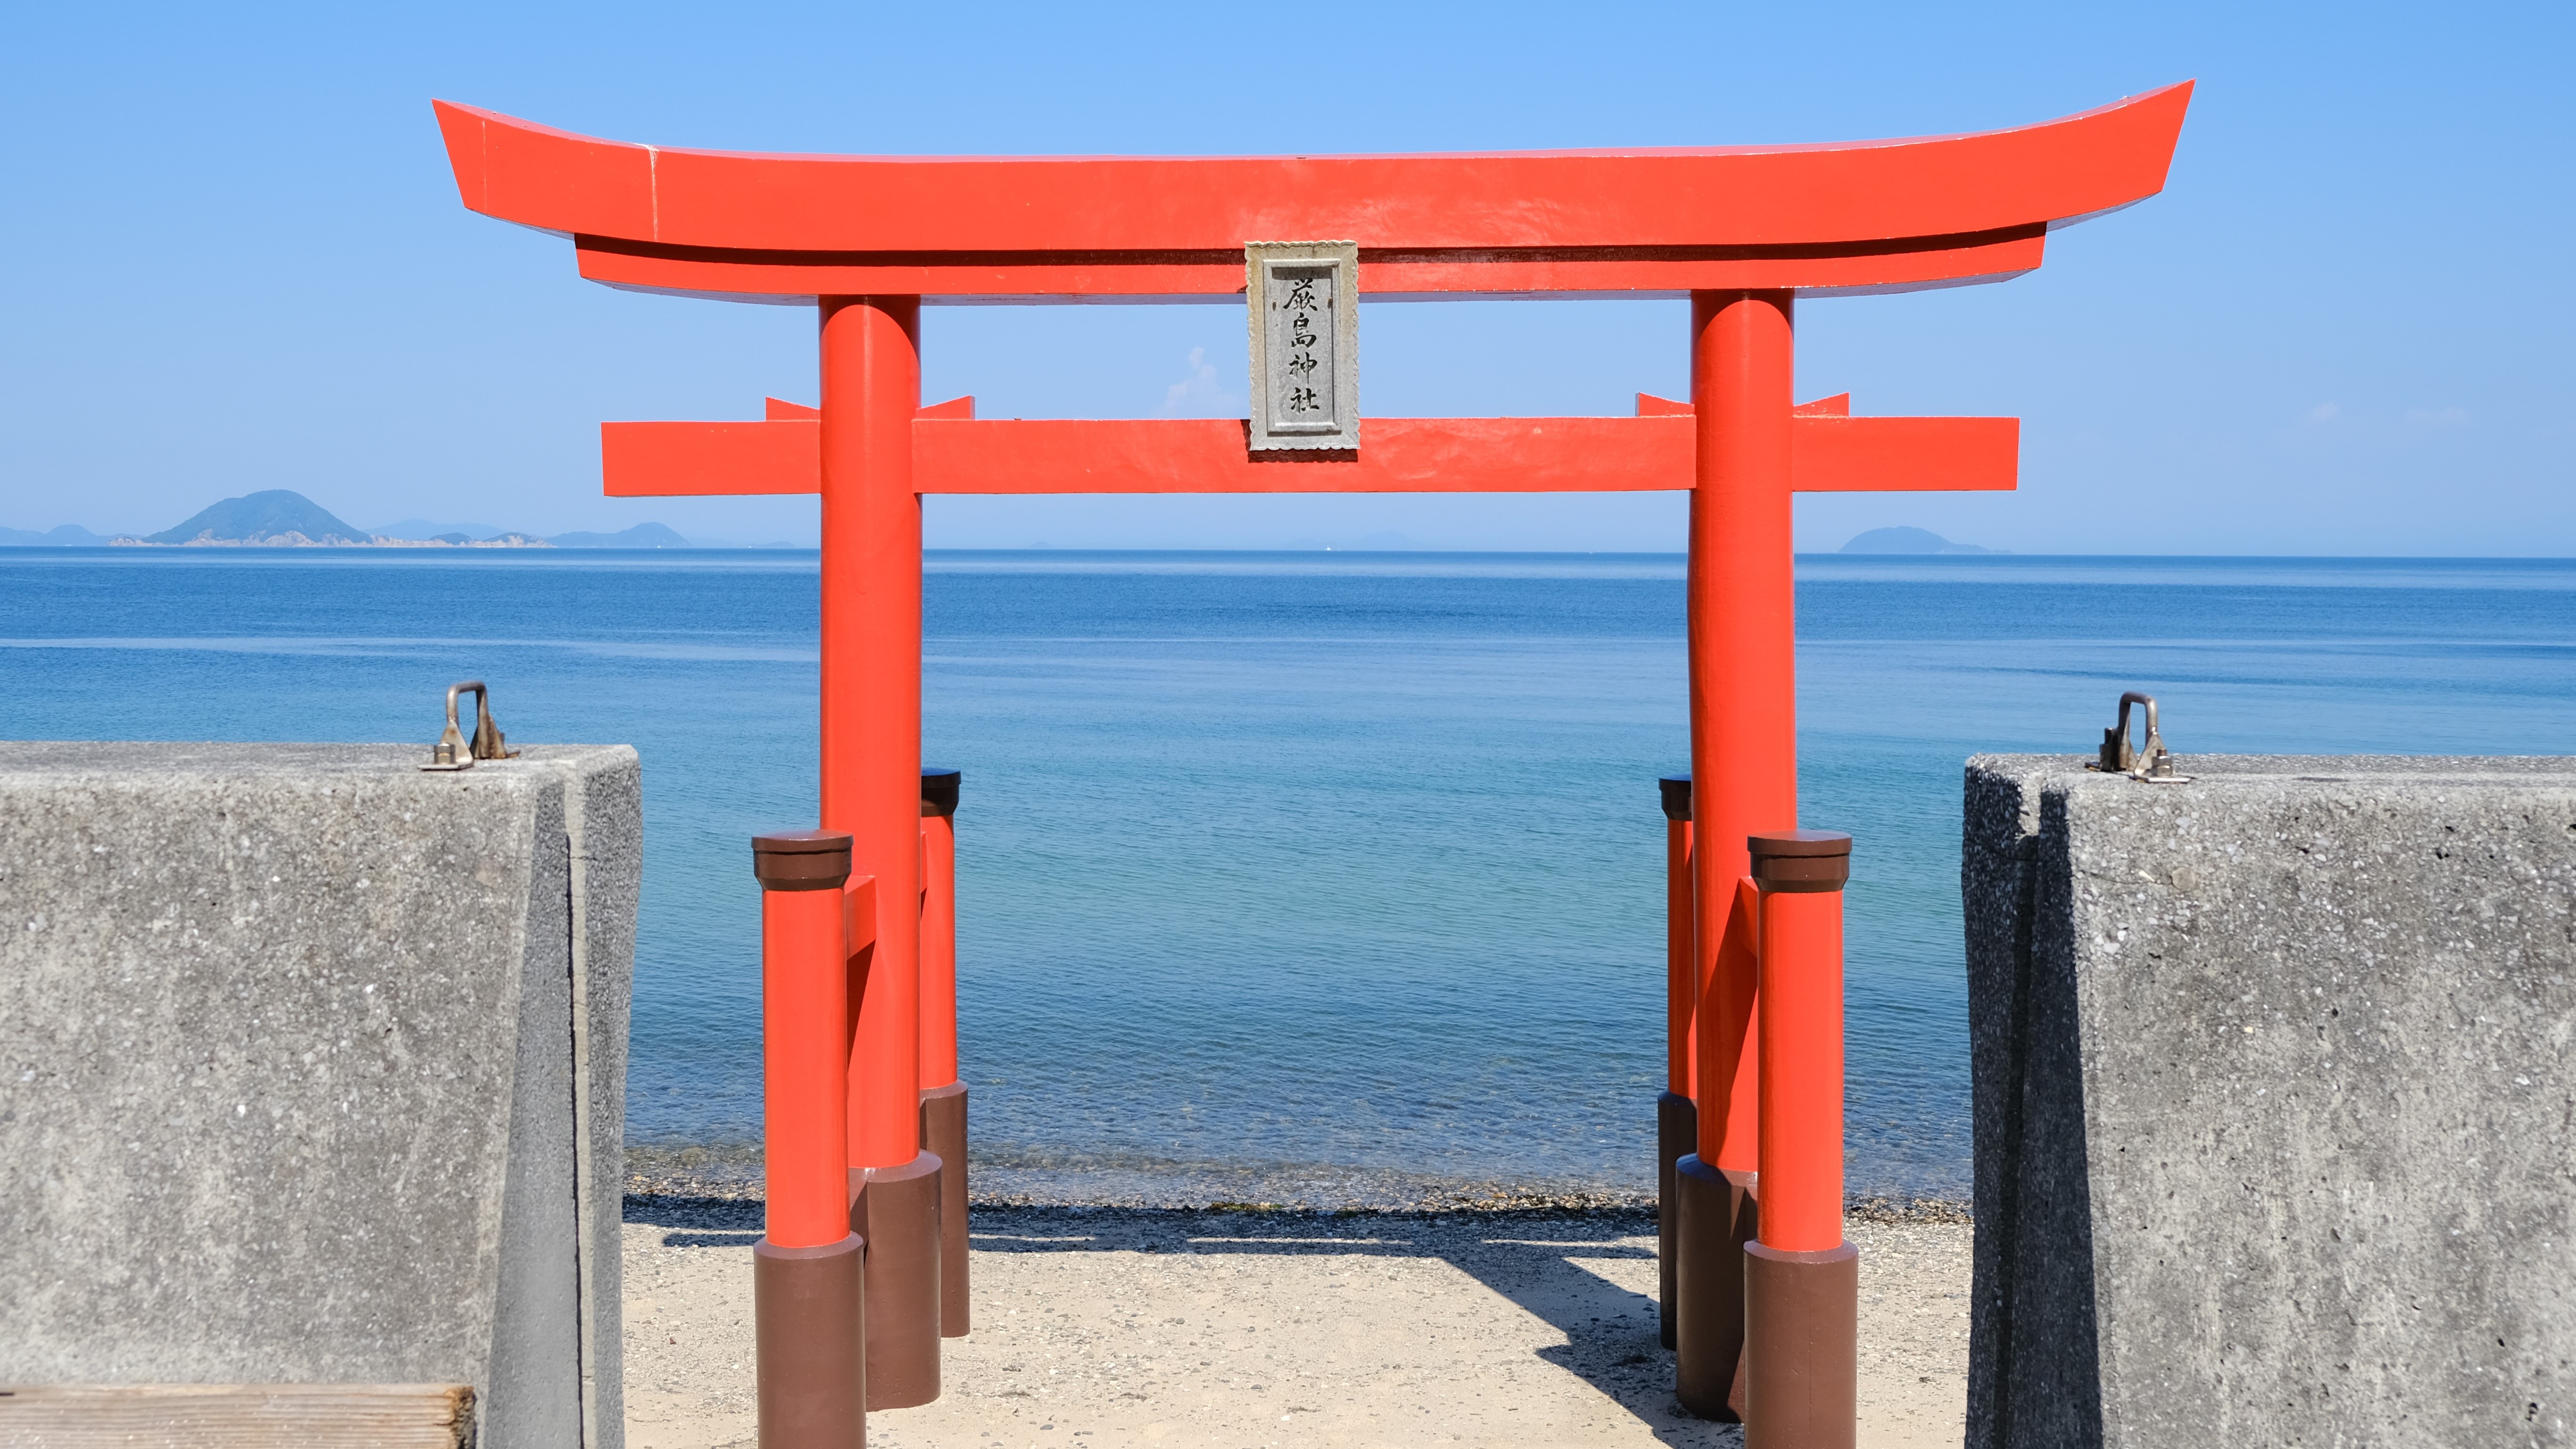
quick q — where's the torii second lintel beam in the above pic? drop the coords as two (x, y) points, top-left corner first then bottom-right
(600, 405), (2019, 497)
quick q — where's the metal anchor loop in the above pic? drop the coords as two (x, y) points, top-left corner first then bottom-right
(2089, 690), (2192, 784)
(421, 680), (521, 771)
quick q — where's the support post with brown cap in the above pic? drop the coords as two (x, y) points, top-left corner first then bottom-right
(1657, 773), (1698, 1351)
(1743, 830), (1858, 1449)
(752, 830), (866, 1449)
(917, 766), (969, 1338)
(1674, 869), (1763, 1420)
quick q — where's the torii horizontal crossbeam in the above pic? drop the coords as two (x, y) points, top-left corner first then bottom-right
(434, 84), (2191, 302)
(601, 409), (2017, 497)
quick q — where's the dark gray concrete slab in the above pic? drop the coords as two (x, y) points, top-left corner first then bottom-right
(0, 742), (639, 1449)
(1964, 754), (2575, 1449)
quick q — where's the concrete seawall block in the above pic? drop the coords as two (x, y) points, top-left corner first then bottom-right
(0, 743), (641, 1449)
(1963, 754), (2575, 1448)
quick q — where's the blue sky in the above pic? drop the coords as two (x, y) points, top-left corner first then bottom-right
(2, 2), (2566, 552)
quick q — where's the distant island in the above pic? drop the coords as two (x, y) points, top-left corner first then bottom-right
(1839, 526), (2003, 555)
(0, 524), (110, 547)
(0, 489), (796, 549)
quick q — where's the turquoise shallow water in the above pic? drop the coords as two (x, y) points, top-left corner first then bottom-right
(5, 549), (2571, 1202)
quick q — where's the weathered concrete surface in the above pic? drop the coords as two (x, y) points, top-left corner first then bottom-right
(0, 742), (640, 1449)
(1964, 755), (2576, 1449)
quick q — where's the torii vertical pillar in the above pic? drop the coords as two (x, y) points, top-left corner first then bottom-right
(1674, 289), (1798, 1420)
(820, 295), (945, 1409)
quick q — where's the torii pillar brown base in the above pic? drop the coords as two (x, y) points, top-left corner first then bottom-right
(852, 1155), (943, 1409)
(918, 1083), (970, 1337)
(753, 1236), (866, 1449)
(1657, 1089), (1697, 1350)
(1674, 1154), (1759, 1419)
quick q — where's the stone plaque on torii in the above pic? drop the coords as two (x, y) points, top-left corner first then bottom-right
(437, 81), (2189, 1441)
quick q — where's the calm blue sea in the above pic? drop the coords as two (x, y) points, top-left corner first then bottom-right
(6, 549), (2572, 1202)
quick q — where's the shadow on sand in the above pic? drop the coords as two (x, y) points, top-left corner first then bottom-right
(627, 1196), (1743, 1446)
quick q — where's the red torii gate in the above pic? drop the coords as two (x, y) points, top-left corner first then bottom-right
(438, 82), (2187, 1444)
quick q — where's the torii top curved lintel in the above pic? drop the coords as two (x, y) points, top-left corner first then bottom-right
(435, 83), (2189, 301)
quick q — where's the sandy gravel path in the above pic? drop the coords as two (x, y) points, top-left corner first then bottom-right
(621, 1202), (1969, 1449)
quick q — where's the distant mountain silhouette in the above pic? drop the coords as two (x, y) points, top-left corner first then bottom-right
(1839, 526), (1999, 555)
(145, 490), (367, 545)
(547, 521), (691, 548)
(0, 524), (106, 546)
(18, 493), (776, 547)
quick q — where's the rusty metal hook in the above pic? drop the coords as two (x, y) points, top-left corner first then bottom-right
(421, 681), (520, 771)
(2089, 691), (2189, 783)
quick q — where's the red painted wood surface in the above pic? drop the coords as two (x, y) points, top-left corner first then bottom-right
(600, 413), (2014, 496)
(604, 420), (817, 496)
(842, 875), (878, 955)
(1794, 415), (2017, 493)
(1645, 391), (1848, 416)
(820, 296), (925, 1173)
(1697, 876), (1764, 1176)
(1666, 818), (1697, 1099)
(572, 231), (2053, 302)
(436, 87), (2186, 255)
(1687, 291), (1798, 1174)
(764, 878), (855, 1248)
(1757, 886), (1847, 1251)
(921, 416), (1684, 493)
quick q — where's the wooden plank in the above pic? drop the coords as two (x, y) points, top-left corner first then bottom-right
(0, 1384), (474, 1448)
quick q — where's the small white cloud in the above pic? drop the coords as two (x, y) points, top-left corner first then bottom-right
(1157, 347), (1244, 419)
(2306, 403), (2341, 423)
